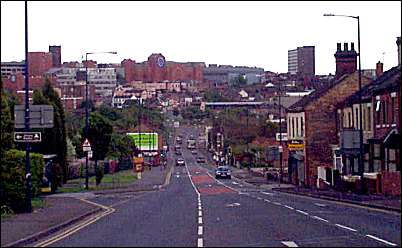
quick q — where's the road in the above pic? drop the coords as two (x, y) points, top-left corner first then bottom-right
(36, 125), (400, 247)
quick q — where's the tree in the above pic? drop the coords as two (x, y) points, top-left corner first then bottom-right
(230, 74), (248, 86)
(31, 80), (68, 183)
(1, 83), (14, 154)
(81, 112), (113, 168)
(107, 133), (138, 162)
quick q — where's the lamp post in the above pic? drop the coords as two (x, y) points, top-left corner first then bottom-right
(84, 51), (117, 190)
(24, 0), (32, 212)
(278, 78), (283, 184)
(324, 13), (365, 194)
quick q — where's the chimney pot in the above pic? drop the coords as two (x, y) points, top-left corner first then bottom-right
(351, 42), (355, 51)
(344, 43), (348, 51)
(337, 43), (342, 51)
(376, 61), (384, 78)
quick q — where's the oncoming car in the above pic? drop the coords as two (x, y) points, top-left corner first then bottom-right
(215, 166), (231, 179)
(176, 157), (185, 166)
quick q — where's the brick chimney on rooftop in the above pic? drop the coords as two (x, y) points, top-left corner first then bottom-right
(334, 42), (358, 79)
(376, 61), (383, 78)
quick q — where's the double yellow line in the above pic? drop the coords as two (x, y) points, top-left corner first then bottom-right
(34, 198), (115, 247)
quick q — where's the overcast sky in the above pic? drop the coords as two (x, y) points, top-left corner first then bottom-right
(1, 1), (401, 75)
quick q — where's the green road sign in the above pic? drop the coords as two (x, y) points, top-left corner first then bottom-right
(127, 132), (158, 151)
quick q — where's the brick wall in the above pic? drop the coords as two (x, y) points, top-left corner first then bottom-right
(304, 72), (371, 187)
(381, 171), (401, 196)
(28, 52), (53, 77)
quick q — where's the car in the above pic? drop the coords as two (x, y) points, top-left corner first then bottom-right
(175, 150), (182, 156)
(215, 166), (231, 179)
(196, 156), (206, 163)
(176, 158), (185, 166)
(191, 149), (198, 155)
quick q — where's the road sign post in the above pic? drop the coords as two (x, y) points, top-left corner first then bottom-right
(82, 139), (92, 189)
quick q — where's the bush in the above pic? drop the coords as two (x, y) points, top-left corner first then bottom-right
(95, 163), (104, 186)
(0, 149), (44, 213)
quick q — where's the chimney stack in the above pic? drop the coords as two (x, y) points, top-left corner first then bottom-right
(337, 43), (342, 51)
(351, 42), (355, 51)
(334, 42), (358, 79)
(376, 61), (383, 78)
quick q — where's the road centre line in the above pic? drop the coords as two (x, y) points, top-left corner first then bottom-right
(282, 241), (299, 247)
(365, 234), (397, 246)
(198, 217), (203, 224)
(261, 192), (274, 196)
(198, 226), (203, 235)
(198, 238), (203, 247)
(273, 202), (282, 206)
(264, 199), (271, 203)
(335, 224), (357, 232)
(199, 210), (202, 217)
(284, 205), (294, 210)
(296, 210), (309, 215)
(311, 216), (329, 223)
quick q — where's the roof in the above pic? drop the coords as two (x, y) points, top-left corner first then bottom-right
(341, 65), (401, 107)
(288, 71), (371, 112)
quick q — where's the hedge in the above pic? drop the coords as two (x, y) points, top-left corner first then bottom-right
(0, 149), (44, 213)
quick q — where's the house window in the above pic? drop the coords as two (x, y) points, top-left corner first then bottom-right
(375, 100), (381, 125)
(355, 108), (359, 129)
(386, 149), (398, 172)
(301, 117), (304, 136)
(382, 100), (387, 124)
(367, 106), (371, 131)
(348, 112), (351, 127)
(296, 117), (299, 137)
(292, 117), (295, 138)
(391, 97), (395, 124)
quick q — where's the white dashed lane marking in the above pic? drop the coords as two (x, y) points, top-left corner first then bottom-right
(282, 241), (298, 247)
(296, 210), (309, 215)
(311, 216), (329, 223)
(284, 205), (294, 210)
(335, 224), (357, 232)
(365, 234), (397, 246)
(261, 192), (274, 196)
(198, 238), (203, 247)
(198, 226), (203, 235)
(198, 217), (203, 224)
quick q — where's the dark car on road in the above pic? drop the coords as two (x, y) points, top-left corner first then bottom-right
(215, 166), (231, 179)
(196, 156), (206, 164)
(176, 158), (185, 166)
(175, 150), (182, 156)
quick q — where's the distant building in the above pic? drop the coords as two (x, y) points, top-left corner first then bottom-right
(1, 61), (25, 78)
(28, 52), (53, 77)
(49, 45), (61, 67)
(288, 46), (315, 77)
(203, 64), (264, 85)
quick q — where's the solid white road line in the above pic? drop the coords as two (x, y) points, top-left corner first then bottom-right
(198, 238), (204, 247)
(296, 210), (309, 215)
(335, 224), (357, 232)
(314, 203), (327, 207)
(365, 234), (397, 246)
(311, 216), (329, 223)
(198, 226), (203, 236)
(282, 241), (299, 247)
(198, 217), (203, 224)
(284, 205), (294, 210)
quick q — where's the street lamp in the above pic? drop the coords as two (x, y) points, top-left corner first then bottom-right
(278, 77), (283, 184)
(324, 13), (365, 193)
(84, 51), (117, 190)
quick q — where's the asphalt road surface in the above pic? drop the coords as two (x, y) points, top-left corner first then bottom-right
(39, 126), (401, 247)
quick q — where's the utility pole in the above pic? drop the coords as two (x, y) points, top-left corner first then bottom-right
(279, 79), (283, 184)
(24, 0), (32, 213)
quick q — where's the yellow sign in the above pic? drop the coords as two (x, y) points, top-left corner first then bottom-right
(134, 157), (144, 164)
(288, 141), (304, 150)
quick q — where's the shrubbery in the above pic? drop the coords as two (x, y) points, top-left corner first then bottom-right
(0, 149), (44, 213)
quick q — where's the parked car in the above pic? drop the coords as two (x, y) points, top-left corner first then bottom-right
(215, 166), (231, 179)
(196, 156), (206, 163)
(191, 150), (198, 155)
(176, 158), (185, 166)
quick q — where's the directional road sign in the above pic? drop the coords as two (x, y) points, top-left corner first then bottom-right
(14, 105), (54, 129)
(14, 132), (42, 143)
(82, 139), (92, 152)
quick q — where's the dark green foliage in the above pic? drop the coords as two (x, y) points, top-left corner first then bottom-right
(181, 106), (210, 120)
(107, 133), (138, 161)
(1, 87), (14, 153)
(203, 91), (229, 102)
(82, 112), (113, 162)
(0, 149), (44, 213)
(31, 81), (68, 183)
